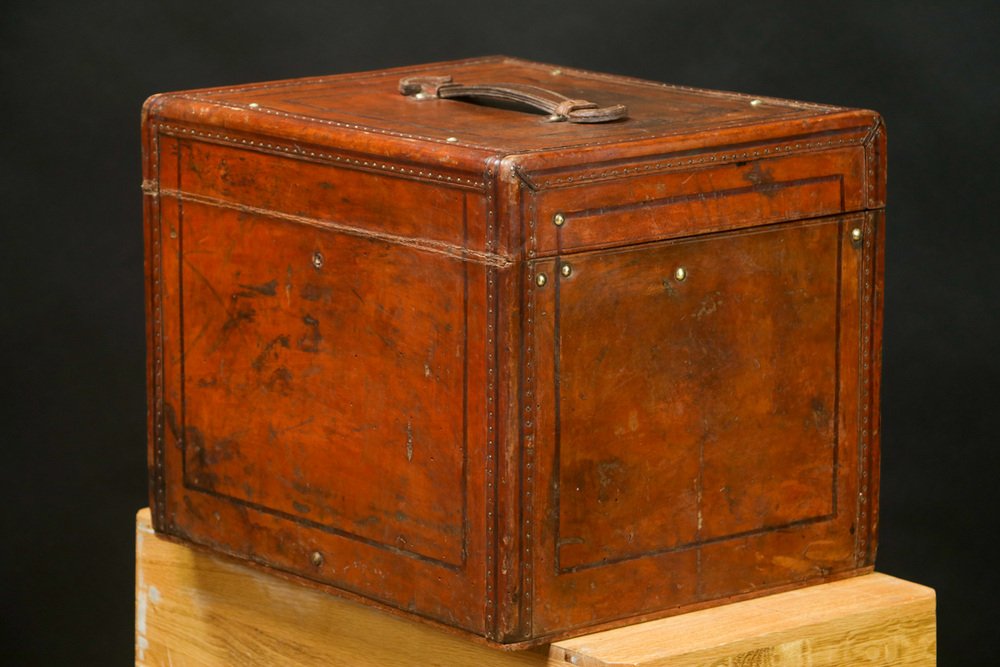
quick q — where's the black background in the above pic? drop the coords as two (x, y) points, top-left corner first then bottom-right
(2, 1), (997, 664)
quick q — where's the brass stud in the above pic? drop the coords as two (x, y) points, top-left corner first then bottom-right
(553, 213), (565, 227)
(851, 227), (863, 243)
(674, 267), (687, 282)
(535, 273), (548, 287)
(312, 251), (324, 269)
(310, 551), (324, 567)
(560, 263), (572, 278)
(750, 99), (763, 107)
(445, 136), (458, 143)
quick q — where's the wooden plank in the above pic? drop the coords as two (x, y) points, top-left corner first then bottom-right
(552, 573), (936, 667)
(135, 509), (935, 666)
(135, 508), (546, 667)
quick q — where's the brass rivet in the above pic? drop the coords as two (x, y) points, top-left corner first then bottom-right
(851, 227), (863, 243)
(312, 251), (324, 269)
(248, 102), (260, 109)
(535, 273), (548, 287)
(560, 263), (572, 277)
(750, 99), (763, 107)
(446, 136), (458, 143)
(310, 551), (324, 567)
(674, 267), (687, 281)
(553, 213), (565, 227)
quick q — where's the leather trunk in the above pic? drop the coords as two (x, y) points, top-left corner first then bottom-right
(142, 56), (886, 648)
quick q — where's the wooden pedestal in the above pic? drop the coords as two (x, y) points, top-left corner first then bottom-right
(135, 509), (935, 666)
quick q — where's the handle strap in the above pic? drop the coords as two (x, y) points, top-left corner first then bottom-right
(399, 75), (627, 123)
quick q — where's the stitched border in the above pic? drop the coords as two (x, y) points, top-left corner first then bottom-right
(534, 133), (868, 188)
(857, 213), (875, 562)
(150, 128), (166, 530)
(521, 191), (540, 634)
(179, 90), (827, 154)
(506, 57), (842, 113)
(154, 123), (487, 190)
(862, 117), (884, 207)
(484, 159), (498, 633)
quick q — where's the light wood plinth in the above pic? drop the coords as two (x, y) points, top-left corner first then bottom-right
(135, 509), (935, 666)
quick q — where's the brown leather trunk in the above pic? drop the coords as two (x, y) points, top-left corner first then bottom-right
(142, 56), (885, 648)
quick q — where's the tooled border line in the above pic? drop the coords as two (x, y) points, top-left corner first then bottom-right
(546, 218), (848, 575)
(173, 56), (850, 154)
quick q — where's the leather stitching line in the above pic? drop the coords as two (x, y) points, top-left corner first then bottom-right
(154, 123), (489, 189)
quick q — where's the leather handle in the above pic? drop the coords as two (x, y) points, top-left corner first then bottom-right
(399, 75), (627, 124)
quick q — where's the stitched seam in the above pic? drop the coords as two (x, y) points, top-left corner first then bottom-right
(154, 123), (488, 189)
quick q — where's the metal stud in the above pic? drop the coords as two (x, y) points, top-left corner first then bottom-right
(750, 99), (763, 107)
(674, 267), (687, 282)
(553, 213), (565, 227)
(312, 251), (324, 269)
(446, 137), (458, 143)
(560, 263), (572, 278)
(310, 551), (324, 567)
(535, 273), (548, 287)
(851, 227), (863, 243)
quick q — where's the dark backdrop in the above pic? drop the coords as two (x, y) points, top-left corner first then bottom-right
(2, 1), (996, 663)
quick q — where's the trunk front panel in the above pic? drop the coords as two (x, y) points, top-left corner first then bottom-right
(149, 133), (490, 633)
(526, 213), (876, 635)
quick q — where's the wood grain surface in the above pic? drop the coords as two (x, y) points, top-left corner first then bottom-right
(136, 509), (935, 666)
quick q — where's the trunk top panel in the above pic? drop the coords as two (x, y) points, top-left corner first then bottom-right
(144, 56), (879, 158)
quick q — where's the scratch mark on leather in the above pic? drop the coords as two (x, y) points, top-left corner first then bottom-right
(405, 419), (414, 462)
